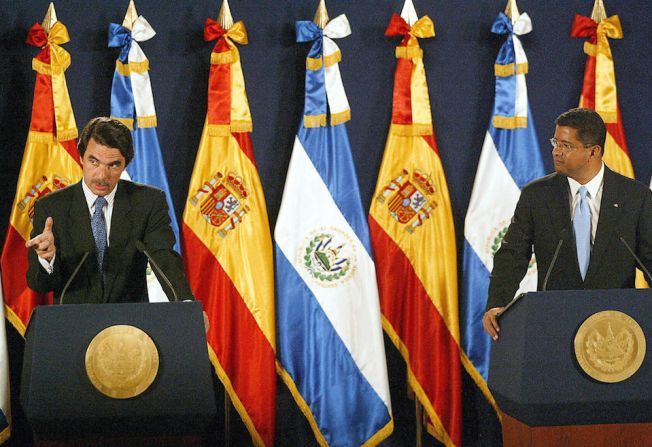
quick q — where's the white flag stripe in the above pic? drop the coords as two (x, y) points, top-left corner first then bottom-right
(275, 136), (391, 408)
(464, 132), (521, 271)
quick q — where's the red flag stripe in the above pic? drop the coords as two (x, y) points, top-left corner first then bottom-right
(369, 216), (462, 446)
(182, 225), (276, 446)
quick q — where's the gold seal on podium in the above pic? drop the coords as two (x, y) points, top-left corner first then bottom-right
(85, 325), (159, 399)
(574, 310), (646, 383)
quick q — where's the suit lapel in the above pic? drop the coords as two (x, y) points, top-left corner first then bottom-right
(586, 167), (621, 282)
(104, 181), (133, 301)
(546, 174), (584, 282)
(68, 182), (96, 268)
(546, 173), (572, 238)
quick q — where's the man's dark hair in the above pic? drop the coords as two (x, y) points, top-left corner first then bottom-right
(78, 117), (134, 165)
(555, 108), (606, 155)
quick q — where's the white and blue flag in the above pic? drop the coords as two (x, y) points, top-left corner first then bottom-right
(274, 13), (393, 447)
(108, 8), (180, 302)
(461, 9), (546, 390)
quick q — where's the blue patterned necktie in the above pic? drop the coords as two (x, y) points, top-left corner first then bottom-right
(573, 186), (591, 280)
(91, 196), (108, 273)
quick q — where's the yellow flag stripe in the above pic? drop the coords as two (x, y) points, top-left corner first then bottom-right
(369, 135), (460, 340)
(183, 124), (275, 346)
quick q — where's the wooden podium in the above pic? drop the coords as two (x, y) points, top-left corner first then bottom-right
(488, 289), (652, 447)
(21, 302), (216, 445)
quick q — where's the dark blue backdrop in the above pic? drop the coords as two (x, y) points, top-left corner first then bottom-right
(1, 1), (651, 446)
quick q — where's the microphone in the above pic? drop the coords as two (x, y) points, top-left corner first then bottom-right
(59, 252), (90, 305)
(135, 240), (178, 302)
(617, 233), (652, 285)
(542, 227), (569, 292)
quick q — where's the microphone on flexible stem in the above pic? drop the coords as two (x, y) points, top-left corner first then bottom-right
(59, 252), (90, 305)
(617, 233), (652, 285)
(542, 227), (569, 292)
(135, 240), (178, 302)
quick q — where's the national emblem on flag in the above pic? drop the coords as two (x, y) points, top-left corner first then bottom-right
(1, 4), (82, 334)
(460, 0), (546, 425)
(368, 1), (467, 445)
(274, 2), (393, 446)
(107, 0), (181, 302)
(181, 1), (276, 445)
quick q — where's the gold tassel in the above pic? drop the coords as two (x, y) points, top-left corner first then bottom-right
(492, 115), (528, 129)
(303, 114), (326, 128)
(28, 131), (56, 144)
(137, 115), (157, 128)
(330, 109), (351, 126)
(111, 116), (134, 130)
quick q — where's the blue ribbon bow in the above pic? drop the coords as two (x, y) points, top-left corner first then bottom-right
(108, 23), (132, 63)
(491, 12), (516, 66)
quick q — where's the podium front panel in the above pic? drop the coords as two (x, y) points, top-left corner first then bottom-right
(488, 289), (652, 426)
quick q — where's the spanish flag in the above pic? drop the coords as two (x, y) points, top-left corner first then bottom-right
(1, 4), (81, 335)
(180, 5), (275, 446)
(572, 1), (633, 178)
(572, 1), (645, 287)
(368, 6), (462, 447)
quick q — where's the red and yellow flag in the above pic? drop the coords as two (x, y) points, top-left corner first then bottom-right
(1, 11), (81, 335)
(368, 13), (462, 447)
(181, 15), (276, 447)
(571, 6), (646, 287)
(572, 11), (633, 178)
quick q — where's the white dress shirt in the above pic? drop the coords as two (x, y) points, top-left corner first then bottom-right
(38, 181), (119, 273)
(567, 162), (605, 244)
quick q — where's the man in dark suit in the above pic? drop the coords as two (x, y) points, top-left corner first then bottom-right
(483, 108), (652, 340)
(26, 117), (194, 304)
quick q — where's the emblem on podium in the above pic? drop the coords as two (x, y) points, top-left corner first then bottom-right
(574, 310), (646, 383)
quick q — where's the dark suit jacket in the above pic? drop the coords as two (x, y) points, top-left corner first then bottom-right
(27, 180), (194, 304)
(487, 167), (652, 309)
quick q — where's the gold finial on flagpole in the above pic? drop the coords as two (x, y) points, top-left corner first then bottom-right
(122, 0), (139, 31)
(218, 0), (234, 30)
(504, 0), (520, 21)
(41, 2), (58, 33)
(400, 0), (419, 26)
(590, 0), (607, 22)
(313, 0), (329, 29)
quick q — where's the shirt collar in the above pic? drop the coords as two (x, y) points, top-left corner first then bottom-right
(567, 162), (604, 199)
(81, 179), (118, 210)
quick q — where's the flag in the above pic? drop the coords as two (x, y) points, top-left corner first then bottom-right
(274, 10), (393, 447)
(181, 13), (276, 447)
(460, 7), (546, 414)
(367, 6), (462, 446)
(1, 8), (82, 335)
(571, 6), (647, 287)
(108, 2), (180, 302)
(572, 9), (633, 178)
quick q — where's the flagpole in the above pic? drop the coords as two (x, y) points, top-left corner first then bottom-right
(216, 2), (235, 444)
(504, 0), (520, 20)
(591, 0), (607, 22)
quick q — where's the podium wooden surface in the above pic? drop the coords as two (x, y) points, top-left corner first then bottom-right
(501, 412), (652, 447)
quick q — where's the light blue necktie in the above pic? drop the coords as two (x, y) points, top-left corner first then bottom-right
(573, 186), (591, 280)
(91, 196), (108, 273)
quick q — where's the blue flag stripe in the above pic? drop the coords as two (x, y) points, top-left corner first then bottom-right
(126, 123), (180, 253)
(489, 104), (546, 189)
(296, 123), (373, 256)
(460, 240), (492, 379)
(275, 247), (392, 446)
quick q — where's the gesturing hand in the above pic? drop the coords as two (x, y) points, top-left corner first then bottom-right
(26, 216), (56, 262)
